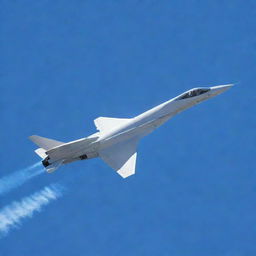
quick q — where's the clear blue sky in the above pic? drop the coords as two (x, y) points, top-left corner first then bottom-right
(1, 0), (255, 255)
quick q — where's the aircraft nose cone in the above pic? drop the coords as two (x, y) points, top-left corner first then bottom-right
(210, 84), (234, 96)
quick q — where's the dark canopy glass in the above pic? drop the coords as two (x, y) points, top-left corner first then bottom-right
(177, 88), (210, 100)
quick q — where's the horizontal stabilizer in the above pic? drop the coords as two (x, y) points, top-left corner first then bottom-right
(35, 148), (47, 159)
(29, 135), (64, 150)
(94, 117), (131, 132)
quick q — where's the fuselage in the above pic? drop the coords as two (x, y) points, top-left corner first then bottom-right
(43, 84), (232, 169)
(97, 84), (232, 147)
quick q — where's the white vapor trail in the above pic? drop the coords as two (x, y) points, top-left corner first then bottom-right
(0, 162), (44, 195)
(0, 184), (63, 235)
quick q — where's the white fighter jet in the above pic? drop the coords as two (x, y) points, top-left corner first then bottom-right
(29, 84), (233, 178)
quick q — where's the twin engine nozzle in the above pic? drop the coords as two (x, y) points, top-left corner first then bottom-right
(42, 156), (50, 167)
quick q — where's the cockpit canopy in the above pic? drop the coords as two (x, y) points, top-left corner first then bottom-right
(176, 88), (210, 100)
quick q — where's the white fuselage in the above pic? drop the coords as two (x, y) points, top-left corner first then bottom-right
(45, 84), (232, 167)
(97, 85), (229, 147)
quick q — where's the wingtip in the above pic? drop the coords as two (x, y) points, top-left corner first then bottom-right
(117, 169), (135, 178)
(29, 135), (35, 140)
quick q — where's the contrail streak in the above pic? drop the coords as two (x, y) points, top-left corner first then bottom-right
(0, 184), (63, 236)
(0, 162), (44, 195)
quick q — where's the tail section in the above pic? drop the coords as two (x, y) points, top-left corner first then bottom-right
(29, 135), (65, 174)
(29, 135), (64, 150)
(35, 148), (47, 159)
(45, 160), (63, 173)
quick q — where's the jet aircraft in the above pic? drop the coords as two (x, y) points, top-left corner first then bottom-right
(30, 84), (233, 178)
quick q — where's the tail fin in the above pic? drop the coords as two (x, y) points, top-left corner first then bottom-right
(29, 135), (64, 150)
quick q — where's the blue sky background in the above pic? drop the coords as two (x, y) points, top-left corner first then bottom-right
(1, 0), (256, 255)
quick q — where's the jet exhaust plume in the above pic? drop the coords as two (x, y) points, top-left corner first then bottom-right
(0, 162), (44, 196)
(0, 184), (63, 236)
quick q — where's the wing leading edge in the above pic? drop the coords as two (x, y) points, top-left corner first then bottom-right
(94, 117), (131, 133)
(99, 139), (138, 178)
